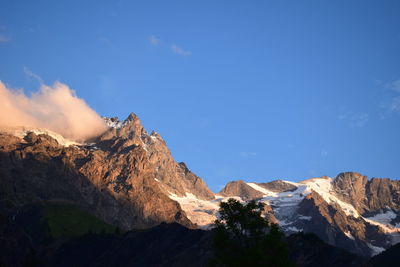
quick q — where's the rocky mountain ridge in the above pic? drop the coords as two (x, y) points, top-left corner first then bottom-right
(176, 174), (400, 257)
(1, 113), (399, 258)
(0, 113), (212, 231)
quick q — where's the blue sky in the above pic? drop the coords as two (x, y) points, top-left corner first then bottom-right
(1, 0), (399, 191)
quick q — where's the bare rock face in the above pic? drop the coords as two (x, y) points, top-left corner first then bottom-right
(0, 113), (214, 230)
(176, 162), (215, 200)
(333, 172), (400, 216)
(218, 180), (264, 200)
(297, 190), (390, 257)
(98, 114), (214, 201)
(333, 172), (369, 213)
(365, 178), (400, 212)
(262, 202), (279, 225)
(257, 180), (297, 193)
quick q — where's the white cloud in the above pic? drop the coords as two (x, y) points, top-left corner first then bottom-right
(240, 152), (257, 158)
(171, 44), (191, 56)
(149, 35), (161, 46)
(380, 78), (400, 115)
(321, 149), (328, 157)
(0, 81), (107, 141)
(339, 112), (369, 128)
(23, 67), (44, 84)
(148, 36), (192, 56)
(385, 79), (400, 92)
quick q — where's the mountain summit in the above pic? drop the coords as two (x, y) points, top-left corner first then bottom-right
(0, 113), (212, 230)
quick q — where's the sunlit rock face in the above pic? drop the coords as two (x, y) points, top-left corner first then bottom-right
(218, 180), (264, 200)
(0, 113), (213, 230)
(1, 113), (400, 258)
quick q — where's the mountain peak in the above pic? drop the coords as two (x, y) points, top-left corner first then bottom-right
(334, 172), (366, 182)
(125, 113), (140, 123)
(218, 180), (264, 200)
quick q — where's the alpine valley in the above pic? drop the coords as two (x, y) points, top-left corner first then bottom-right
(1, 113), (399, 266)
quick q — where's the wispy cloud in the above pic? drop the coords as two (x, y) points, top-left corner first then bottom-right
(171, 44), (191, 56)
(380, 78), (400, 115)
(240, 152), (257, 158)
(0, 34), (9, 42)
(388, 96), (400, 112)
(149, 35), (161, 46)
(23, 67), (44, 85)
(320, 149), (328, 157)
(148, 35), (192, 56)
(385, 79), (400, 92)
(339, 112), (369, 127)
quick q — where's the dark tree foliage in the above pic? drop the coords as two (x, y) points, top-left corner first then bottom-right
(209, 198), (294, 267)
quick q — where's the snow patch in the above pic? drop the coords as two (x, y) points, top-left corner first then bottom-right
(246, 183), (276, 196)
(278, 219), (292, 226)
(103, 118), (123, 129)
(298, 215), (312, 221)
(365, 209), (397, 226)
(344, 231), (355, 240)
(287, 226), (302, 232)
(169, 192), (221, 227)
(367, 243), (385, 256)
(298, 177), (360, 218)
(363, 217), (400, 234)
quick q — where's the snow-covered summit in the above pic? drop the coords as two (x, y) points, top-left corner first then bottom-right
(103, 117), (124, 129)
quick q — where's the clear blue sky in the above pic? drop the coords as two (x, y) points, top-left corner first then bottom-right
(1, 0), (399, 191)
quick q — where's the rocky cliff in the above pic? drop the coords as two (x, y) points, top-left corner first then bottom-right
(0, 113), (213, 230)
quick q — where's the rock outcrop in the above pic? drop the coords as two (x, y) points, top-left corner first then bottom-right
(333, 172), (400, 219)
(257, 180), (297, 193)
(218, 180), (264, 200)
(0, 113), (213, 230)
(297, 191), (377, 256)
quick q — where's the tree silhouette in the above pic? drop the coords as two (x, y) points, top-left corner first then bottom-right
(209, 198), (293, 267)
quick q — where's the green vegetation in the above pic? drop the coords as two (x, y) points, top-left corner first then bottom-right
(43, 204), (116, 239)
(209, 198), (293, 267)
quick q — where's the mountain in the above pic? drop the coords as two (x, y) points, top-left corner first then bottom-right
(1, 113), (399, 261)
(178, 175), (400, 257)
(0, 113), (215, 231)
